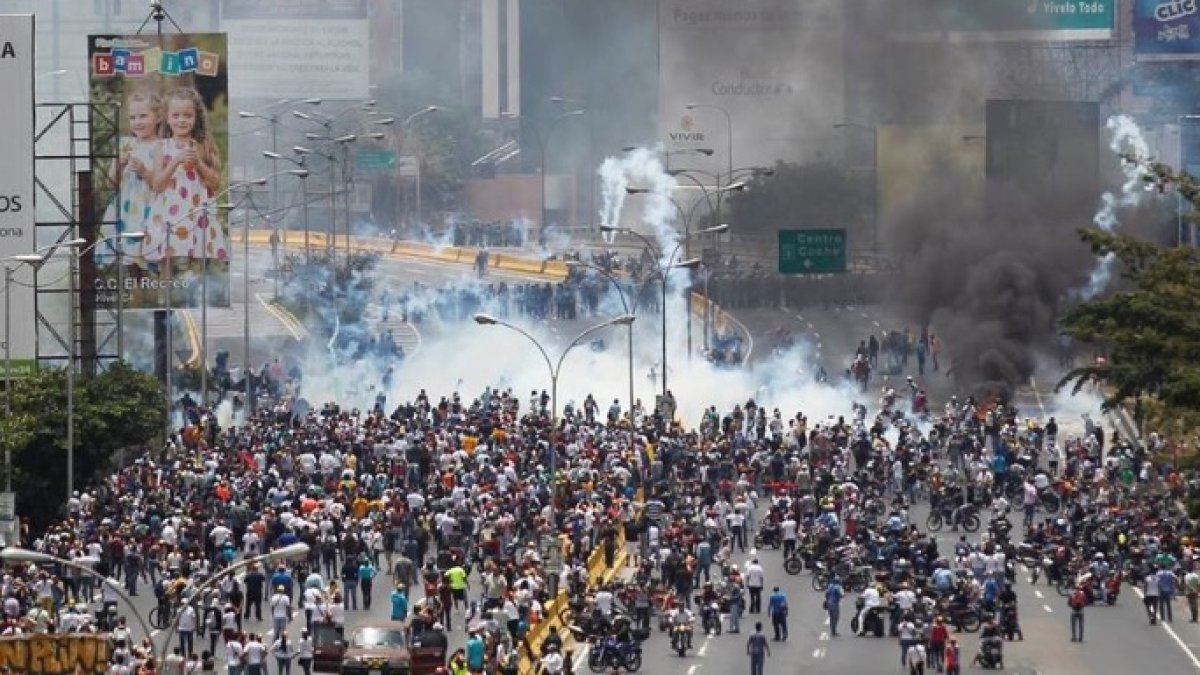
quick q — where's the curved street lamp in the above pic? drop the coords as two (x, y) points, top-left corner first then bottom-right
(160, 542), (311, 656)
(472, 314), (635, 531)
(0, 547), (155, 646)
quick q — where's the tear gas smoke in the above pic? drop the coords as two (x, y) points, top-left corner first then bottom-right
(280, 149), (866, 426)
(1079, 115), (1153, 301)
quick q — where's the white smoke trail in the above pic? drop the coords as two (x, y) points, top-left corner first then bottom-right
(1080, 115), (1153, 300)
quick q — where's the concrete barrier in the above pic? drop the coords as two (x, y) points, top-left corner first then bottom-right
(518, 528), (629, 675)
(232, 230), (570, 281)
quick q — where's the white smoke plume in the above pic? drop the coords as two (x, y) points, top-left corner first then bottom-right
(1080, 115), (1153, 300)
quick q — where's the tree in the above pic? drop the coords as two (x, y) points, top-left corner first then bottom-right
(1056, 159), (1200, 419)
(721, 160), (872, 241)
(0, 362), (166, 528)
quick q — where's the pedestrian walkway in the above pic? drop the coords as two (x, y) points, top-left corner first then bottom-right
(363, 302), (423, 358)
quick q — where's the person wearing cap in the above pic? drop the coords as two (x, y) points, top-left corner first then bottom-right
(270, 586), (291, 638)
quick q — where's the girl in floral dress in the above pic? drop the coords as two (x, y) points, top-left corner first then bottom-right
(149, 87), (227, 299)
(99, 90), (162, 269)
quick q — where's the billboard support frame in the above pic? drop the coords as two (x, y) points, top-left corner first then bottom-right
(33, 102), (121, 373)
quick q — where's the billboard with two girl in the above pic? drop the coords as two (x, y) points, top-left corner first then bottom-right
(88, 33), (230, 309)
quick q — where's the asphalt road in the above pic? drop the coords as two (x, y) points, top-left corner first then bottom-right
(626, 496), (1200, 675)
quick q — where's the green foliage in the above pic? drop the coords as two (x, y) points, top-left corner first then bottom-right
(722, 160), (872, 235)
(1056, 227), (1200, 412)
(0, 362), (165, 528)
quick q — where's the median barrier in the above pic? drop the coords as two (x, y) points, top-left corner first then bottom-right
(518, 527), (629, 675)
(232, 230), (568, 281)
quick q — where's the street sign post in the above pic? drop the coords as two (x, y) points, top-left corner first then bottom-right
(355, 148), (397, 171)
(778, 228), (847, 274)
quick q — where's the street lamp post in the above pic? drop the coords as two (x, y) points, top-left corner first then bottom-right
(472, 313), (634, 531)
(239, 99), (320, 258)
(0, 547), (155, 644)
(685, 103), (734, 210)
(219, 170), (308, 419)
(44, 234), (144, 499)
(563, 261), (636, 419)
(160, 542), (310, 656)
(601, 223), (728, 395)
(506, 107), (586, 236)
(4, 249), (57, 492)
(834, 122), (879, 253)
(395, 106), (440, 227)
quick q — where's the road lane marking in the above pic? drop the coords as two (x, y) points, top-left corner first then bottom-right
(860, 312), (868, 318)
(813, 647), (826, 659)
(873, 320), (880, 327)
(806, 322), (814, 329)
(698, 637), (710, 656)
(1034, 590), (1044, 599)
(814, 332), (820, 339)
(824, 616), (829, 625)
(687, 666), (698, 675)
(818, 631), (829, 641)
(573, 646), (589, 671)
(1043, 604), (1053, 613)
(1132, 586), (1200, 671)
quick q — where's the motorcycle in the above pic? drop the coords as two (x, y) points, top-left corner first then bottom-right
(848, 596), (887, 637)
(754, 523), (782, 550)
(671, 622), (694, 657)
(1058, 571), (1120, 605)
(587, 635), (643, 673)
(937, 601), (982, 632)
(977, 636), (1004, 669)
(701, 602), (722, 636)
(927, 502), (981, 533)
(783, 550), (805, 576)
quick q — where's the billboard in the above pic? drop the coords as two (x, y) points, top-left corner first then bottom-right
(88, 33), (231, 310)
(221, 0), (369, 100)
(891, 0), (1115, 42)
(1134, 0), (1200, 55)
(658, 0), (845, 170)
(0, 15), (37, 377)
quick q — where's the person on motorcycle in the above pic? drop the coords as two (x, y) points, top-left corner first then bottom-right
(1089, 553), (1111, 604)
(668, 605), (695, 649)
(997, 584), (1023, 640)
(855, 583), (884, 636)
(931, 564), (955, 597)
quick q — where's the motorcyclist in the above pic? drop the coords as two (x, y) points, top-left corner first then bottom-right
(1089, 553), (1111, 603)
(997, 583), (1023, 641)
(855, 583), (884, 636)
(667, 605), (695, 649)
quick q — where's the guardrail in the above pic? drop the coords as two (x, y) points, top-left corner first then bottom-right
(236, 231), (753, 362)
(230, 230), (570, 280)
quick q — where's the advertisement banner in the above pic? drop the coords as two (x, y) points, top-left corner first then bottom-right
(221, 0), (369, 100)
(1134, 0), (1200, 55)
(893, 0), (1115, 42)
(0, 15), (37, 377)
(88, 33), (231, 310)
(658, 0), (845, 169)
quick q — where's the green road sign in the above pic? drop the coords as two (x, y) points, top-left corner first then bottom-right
(0, 359), (36, 379)
(778, 229), (846, 275)
(355, 148), (397, 171)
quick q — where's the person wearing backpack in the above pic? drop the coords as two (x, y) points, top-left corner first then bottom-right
(1068, 586), (1086, 642)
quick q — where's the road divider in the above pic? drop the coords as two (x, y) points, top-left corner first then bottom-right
(518, 527), (631, 675)
(255, 293), (309, 341)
